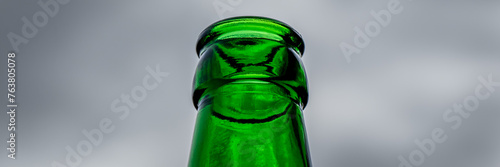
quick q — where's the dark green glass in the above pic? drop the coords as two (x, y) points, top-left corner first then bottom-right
(189, 16), (311, 167)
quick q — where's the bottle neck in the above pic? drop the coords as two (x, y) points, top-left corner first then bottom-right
(192, 39), (308, 110)
(190, 80), (312, 166)
(197, 80), (300, 124)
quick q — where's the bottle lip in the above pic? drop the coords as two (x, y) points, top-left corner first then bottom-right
(196, 16), (305, 57)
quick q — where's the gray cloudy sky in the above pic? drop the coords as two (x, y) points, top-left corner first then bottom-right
(0, 0), (499, 166)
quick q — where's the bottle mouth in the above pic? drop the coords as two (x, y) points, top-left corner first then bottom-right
(196, 16), (305, 57)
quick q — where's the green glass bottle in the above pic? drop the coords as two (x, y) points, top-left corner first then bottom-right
(189, 16), (311, 167)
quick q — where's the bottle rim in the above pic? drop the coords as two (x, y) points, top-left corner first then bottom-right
(195, 16), (305, 57)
